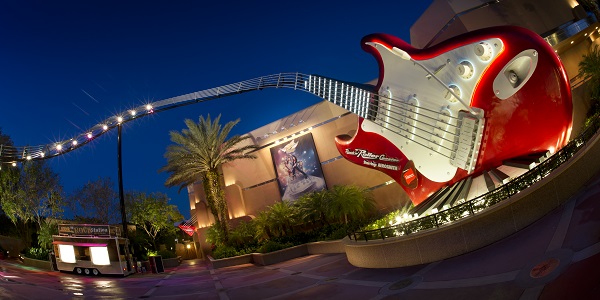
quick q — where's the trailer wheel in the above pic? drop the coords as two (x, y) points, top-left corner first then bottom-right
(84, 268), (90, 275)
(92, 268), (100, 276)
(75, 267), (83, 274)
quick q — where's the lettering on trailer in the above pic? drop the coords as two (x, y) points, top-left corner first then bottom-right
(58, 224), (117, 237)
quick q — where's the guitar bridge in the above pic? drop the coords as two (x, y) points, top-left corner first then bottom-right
(451, 109), (485, 173)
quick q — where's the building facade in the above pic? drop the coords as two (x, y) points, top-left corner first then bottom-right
(189, 0), (600, 254)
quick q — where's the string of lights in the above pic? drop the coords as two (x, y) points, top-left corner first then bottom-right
(0, 72), (473, 167)
(0, 73), (374, 166)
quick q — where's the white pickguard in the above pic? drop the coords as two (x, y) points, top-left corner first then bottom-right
(363, 38), (503, 182)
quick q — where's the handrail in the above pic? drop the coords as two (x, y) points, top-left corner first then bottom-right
(0, 73), (372, 165)
(348, 114), (600, 242)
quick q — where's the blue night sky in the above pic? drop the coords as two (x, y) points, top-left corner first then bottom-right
(0, 1), (432, 219)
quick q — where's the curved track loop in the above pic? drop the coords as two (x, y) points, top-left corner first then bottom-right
(0, 73), (377, 164)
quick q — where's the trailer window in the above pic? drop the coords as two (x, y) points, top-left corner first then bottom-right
(90, 247), (110, 265)
(58, 244), (76, 263)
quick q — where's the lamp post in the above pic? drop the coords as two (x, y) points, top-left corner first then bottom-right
(117, 124), (127, 238)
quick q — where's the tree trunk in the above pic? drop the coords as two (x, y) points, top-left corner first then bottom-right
(204, 170), (229, 242)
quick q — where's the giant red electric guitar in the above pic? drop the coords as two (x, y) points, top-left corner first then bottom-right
(330, 26), (572, 206)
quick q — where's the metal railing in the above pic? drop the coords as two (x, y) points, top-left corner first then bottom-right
(348, 114), (600, 242)
(543, 14), (598, 47)
(0, 73), (371, 165)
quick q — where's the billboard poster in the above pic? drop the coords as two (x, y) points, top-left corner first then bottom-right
(270, 133), (326, 202)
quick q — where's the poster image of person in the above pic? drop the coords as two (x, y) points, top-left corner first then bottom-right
(270, 133), (326, 202)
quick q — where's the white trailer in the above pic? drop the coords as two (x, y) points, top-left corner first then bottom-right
(52, 224), (135, 276)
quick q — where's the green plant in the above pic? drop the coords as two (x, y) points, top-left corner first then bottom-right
(23, 247), (50, 261)
(211, 245), (239, 259)
(205, 224), (225, 248)
(37, 219), (58, 250)
(228, 220), (257, 248)
(157, 249), (176, 259)
(257, 240), (293, 253)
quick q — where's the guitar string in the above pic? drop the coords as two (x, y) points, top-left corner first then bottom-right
(326, 97), (459, 158)
(310, 78), (463, 140)
(372, 97), (462, 144)
(318, 84), (467, 154)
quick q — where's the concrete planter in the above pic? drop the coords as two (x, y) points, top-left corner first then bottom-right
(209, 254), (254, 269)
(208, 239), (345, 269)
(23, 257), (52, 271)
(162, 257), (182, 268)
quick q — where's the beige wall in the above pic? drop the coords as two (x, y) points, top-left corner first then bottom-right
(411, 0), (578, 48)
(190, 101), (414, 230)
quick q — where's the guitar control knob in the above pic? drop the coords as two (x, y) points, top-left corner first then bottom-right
(475, 42), (493, 61)
(507, 70), (519, 85)
(457, 61), (474, 79)
(444, 85), (460, 103)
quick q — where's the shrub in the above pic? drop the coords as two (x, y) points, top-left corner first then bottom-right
(211, 245), (239, 259)
(205, 225), (225, 248)
(257, 240), (293, 253)
(154, 249), (177, 259)
(23, 247), (50, 261)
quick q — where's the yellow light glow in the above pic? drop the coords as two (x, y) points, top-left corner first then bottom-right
(58, 244), (76, 263)
(90, 247), (110, 265)
(186, 244), (191, 249)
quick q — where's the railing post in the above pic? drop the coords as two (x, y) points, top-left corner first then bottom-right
(433, 214), (439, 228)
(294, 73), (298, 90)
(380, 229), (385, 240)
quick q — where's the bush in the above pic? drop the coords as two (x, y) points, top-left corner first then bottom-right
(211, 245), (239, 259)
(23, 247), (50, 261)
(205, 225), (224, 248)
(257, 240), (293, 253)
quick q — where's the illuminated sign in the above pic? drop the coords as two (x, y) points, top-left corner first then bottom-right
(58, 224), (119, 237)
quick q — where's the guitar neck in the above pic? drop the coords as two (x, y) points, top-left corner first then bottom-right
(304, 75), (374, 118)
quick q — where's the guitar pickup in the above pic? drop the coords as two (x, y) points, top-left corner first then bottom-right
(450, 110), (485, 173)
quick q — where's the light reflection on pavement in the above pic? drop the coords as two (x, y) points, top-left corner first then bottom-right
(0, 173), (599, 299)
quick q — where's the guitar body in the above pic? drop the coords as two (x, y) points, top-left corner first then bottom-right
(336, 26), (572, 205)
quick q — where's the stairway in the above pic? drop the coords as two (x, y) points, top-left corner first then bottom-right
(409, 151), (551, 217)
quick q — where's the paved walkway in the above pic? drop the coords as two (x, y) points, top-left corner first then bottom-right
(1, 172), (599, 299)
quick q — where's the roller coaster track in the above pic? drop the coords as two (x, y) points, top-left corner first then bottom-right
(0, 73), (374, 164)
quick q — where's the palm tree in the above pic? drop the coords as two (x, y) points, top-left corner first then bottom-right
(579, 44), (600, 107)
(252, 211), (273, 241)
(267, 201), (298, 237)
(296, 190), (330, 226)
(326, 185), (376, 224)
(160, 114), (259, 241)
